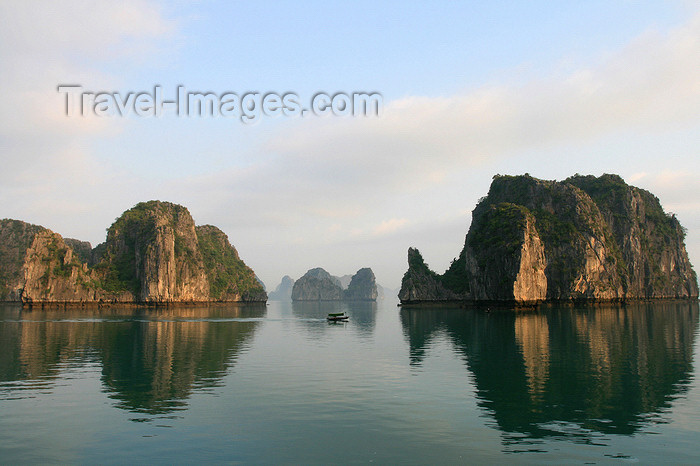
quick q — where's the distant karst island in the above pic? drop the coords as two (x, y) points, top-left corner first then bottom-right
(291, 267), (379, 302)
(400, 174), (698, 305)
(268, 275), (295, 301)
(269, 267), (398, 301)
(0, 201), (266, 304)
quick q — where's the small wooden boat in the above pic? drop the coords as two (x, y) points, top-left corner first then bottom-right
(327, 312), (349, 322)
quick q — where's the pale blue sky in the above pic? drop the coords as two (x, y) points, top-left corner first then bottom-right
(1, 1), (699, 290)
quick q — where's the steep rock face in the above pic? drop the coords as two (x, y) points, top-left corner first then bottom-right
(344, 267), (378, 301)
(465, 176), (625, 301)
(457, 206), (548, 302)
(268, 275), (295, 301)
(567, 174), (697, 298)
(0, 220), (45, 301)
(196, 224), (267, 302)
(292, 268), (344, 301)
(292, 267), (379, 301)
(400, 174), (698, 304)
(399, 249), (461, 303)
(96, 201), (210, 302)
(512, 215), (548, 301)
(0, 220), (128, 303)
(0, 201), (267, 303)
(21, 230), (128, 303)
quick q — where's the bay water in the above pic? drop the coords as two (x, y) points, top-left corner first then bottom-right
(0, 300), (698, 464)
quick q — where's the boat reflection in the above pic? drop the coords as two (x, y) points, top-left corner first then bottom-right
(289, 300), (377, 336)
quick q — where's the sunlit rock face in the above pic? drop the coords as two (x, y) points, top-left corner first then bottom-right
(400, 174), (698, 304)
(0, 201), (266, 304)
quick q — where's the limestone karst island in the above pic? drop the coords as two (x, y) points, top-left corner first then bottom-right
(0, 174), (697, 307)
(291, 267), (379, 301)
(400, 174), (698, 305)
(0, 201), (266, 304)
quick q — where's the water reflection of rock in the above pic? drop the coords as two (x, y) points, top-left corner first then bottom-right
(290, 301), (377, 336)
(400, 302), (698, 443)
(0, 304), (266, 415)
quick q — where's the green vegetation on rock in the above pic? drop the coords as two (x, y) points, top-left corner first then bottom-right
(196, 225), (266, 301)
(400, 173), (698, 304)
(0, 201), (267, 303)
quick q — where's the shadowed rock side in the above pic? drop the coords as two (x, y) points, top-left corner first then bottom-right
(400, 174), (698, 304)
(291, 267), (378, 301)
(344, 267), (379, 301)
(0, 201), (266, 304)
(399, 248), (461, 303)
(196, 225), (267, 302)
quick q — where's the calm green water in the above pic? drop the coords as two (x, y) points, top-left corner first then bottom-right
(0, 300), (698, 464)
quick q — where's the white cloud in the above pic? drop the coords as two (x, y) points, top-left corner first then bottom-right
(0, 0), (179, 241)
(372, 218), (408, 236)
(628, 172), (648, 183)
(265, 9), (700, 188)
(0, 1), (177, 138)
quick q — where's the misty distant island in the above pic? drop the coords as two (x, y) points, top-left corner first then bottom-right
(400, 174), (698, 305)
(268, 269), (395, 302)
(291, 267), (378, 301)
(0, 174), (697, 307)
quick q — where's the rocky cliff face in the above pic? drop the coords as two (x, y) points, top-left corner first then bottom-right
(400, 174), (698, 304)
(21, 230), (126, 303)
(97, 201), (211, 303)
(0, 220), (45, 301)
(268, 275), (295, 301)
(0, 201), (266, 304)
(567, 174), (697, 298)
(63, 238), (93, 265)
(292, 267), (378, 301)
(344, 267), (379, 301)
(0, 220), (121, 303)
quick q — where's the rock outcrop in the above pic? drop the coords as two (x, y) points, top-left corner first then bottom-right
(344, 267), (379, 301)
(292, 267), (378, 301)
(0, 220), (120, 303)
(0, 201), (266, 304)
(268, 275), (295, 301)
(291, 268), (344, 301)
(399, 248), (461, 303)
(0, 219), (45, 301)
(400, 174), (698, 305)
(63, 238), (93, 265)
